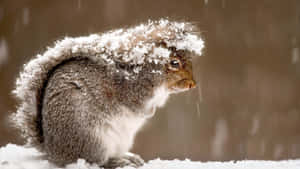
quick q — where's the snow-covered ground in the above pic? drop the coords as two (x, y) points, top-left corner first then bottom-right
(1, 144), (300, 169)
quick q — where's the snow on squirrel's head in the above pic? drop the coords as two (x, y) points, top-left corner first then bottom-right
(66, 19), (204, 92)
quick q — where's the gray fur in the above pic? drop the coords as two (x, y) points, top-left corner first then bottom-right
(42, 57), (163, 165)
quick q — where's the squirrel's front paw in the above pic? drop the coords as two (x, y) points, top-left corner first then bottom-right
(103, 153), (144, 169)
(124, 152), (144, 167)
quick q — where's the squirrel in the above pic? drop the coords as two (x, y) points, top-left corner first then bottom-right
(11, 19), (204, 168)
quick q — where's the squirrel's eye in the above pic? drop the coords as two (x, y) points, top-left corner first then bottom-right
(170, 60), (179, 67)
(169, 59), (181, 70)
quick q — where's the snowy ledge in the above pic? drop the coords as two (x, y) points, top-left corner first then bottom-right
(1, 144), (300, 169)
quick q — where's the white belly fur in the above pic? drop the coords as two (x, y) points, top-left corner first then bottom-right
(95, 85), (170, 159)
(98, 110), (146, 158)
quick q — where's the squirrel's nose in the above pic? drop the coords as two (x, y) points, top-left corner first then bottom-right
(188, 80), (196, 89)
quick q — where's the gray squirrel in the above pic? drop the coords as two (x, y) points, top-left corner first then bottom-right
(12, 19), (204, 168)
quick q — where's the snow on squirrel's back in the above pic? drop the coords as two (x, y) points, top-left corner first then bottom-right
(1, 144), (300, 169)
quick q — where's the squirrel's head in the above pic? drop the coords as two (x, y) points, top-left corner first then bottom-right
(164, 48), (196, 93)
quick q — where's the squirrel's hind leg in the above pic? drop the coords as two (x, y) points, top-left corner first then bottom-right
(102, 153), (144, 169)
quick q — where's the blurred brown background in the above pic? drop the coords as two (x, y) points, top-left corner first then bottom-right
(0, 0), (300, 162)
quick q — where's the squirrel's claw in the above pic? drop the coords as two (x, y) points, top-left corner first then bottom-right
(103, 153), (144, 169)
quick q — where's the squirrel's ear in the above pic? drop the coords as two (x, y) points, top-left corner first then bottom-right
(175, 50), (185, 58)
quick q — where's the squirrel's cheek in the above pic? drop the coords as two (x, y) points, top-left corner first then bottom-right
(168, 79), (196, 93)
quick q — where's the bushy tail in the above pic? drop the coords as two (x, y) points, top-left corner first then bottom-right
(11, 35), (104, 148)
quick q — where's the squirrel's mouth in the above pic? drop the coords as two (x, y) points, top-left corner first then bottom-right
(168, 79), (196, 93)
